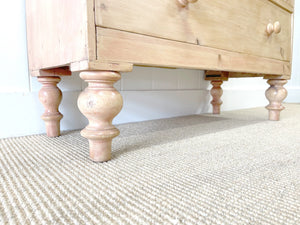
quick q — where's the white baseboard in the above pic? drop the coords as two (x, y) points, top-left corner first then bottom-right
(0, 91), (87, 139)
(115, 90), (211, 124)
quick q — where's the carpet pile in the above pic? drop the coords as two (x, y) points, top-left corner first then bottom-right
(0, 104), (299, 224)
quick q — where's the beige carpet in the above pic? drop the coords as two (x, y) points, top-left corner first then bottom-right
(0, 104), (300, 224)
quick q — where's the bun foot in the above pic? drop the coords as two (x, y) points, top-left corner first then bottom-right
(78, 71), (123, 162)
(38, 76), (63, 137)
(265, 79), (287, 121)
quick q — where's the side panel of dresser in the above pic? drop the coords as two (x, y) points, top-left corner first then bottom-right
(95, 0), (292, 61)
(25, 0), (96, 76)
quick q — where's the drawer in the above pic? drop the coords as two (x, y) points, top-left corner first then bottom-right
(283, 0), (294, 6)
(95, 0), (292, 61)
(270, 0), (294, 8)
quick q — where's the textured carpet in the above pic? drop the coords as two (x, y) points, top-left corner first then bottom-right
(0, 104), (300, 224)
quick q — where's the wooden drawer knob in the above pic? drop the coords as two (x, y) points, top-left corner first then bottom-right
(178, 0), (198, 7)
(273, 21), (281, 34)
(266, 21), (281, 35)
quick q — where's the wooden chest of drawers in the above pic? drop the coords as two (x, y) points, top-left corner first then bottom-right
(26, 0), (294, 162)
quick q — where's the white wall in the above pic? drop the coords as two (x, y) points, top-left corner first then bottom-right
(0, 0), (299, 138)
(286, 0), (300, 102)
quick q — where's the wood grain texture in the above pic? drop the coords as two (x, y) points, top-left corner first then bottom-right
(265, 79), (288, 121)
(210, 80), (223, 114)
(95, 0), (292, 61)
(78, 71), (123, 162)
(264, 74), (291, 80)
(38, 76), (63, 137)
(26, 0), (96, 73)
(97, 28), (291, 76)
(177, 0), (198, 7)
(31, 67), (72, 77)
(269, 0), (294, 12)
(86, 0), (97, 61)
(26, 0), (294, 163)
(70, 60), (133, 72)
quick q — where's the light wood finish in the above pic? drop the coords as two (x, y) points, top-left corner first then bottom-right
(95, 0), (291, 61)
(70, 60), (133, 73)
(31, 67), (72, 77)
(177, 0), (198, 7)
(266, 23), (275, 35)
(77, 71), (123, 162)
(264, 74), (291, 80)
(204, 71), (228, 114)
(97, 28), (291, 77)
(273, 21), (282, 34)
(210, 80), (224, 114)
(266, 21), (282, 35)
(26, 0), (96, 74)
(25, 0), (293, 76)
(265, 79), (288, 121)
(26, 0), (294, 162)
(38, 76), (63, 137)
(228, 72), (266, 78)
(269, 0), (294, 12)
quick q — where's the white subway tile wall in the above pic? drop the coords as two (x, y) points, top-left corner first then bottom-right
(122, 67), (153, 91)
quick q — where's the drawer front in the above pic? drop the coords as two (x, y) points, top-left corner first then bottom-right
(282, 0), (294, 6)
(277, 0), (294, 7)
(269, 0), (294, 12)
(95, 0), (291, 61)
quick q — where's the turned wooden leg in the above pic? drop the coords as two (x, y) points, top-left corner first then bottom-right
(77, 71), (123, 162)
(38, 76), (63, 137)
(265, 79), (287, 121)
(210, 80), (223, 114)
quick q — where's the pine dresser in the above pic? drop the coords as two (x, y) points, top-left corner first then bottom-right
(26, 0), (294, 162)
